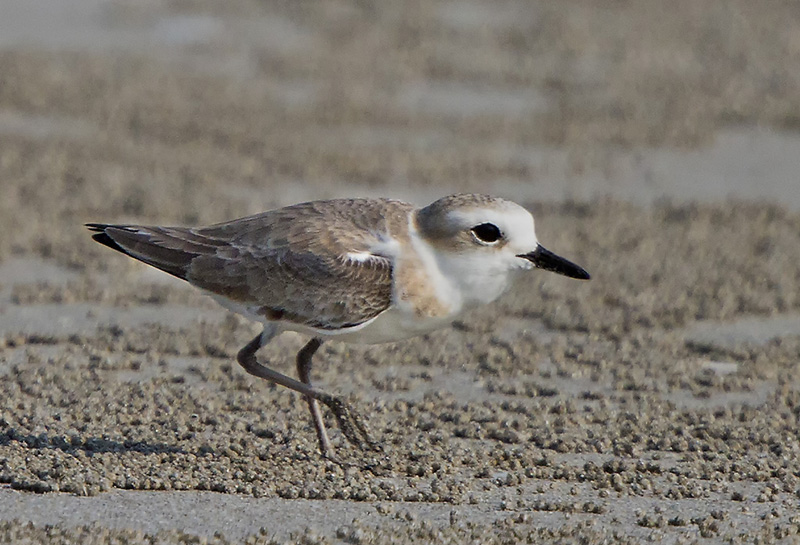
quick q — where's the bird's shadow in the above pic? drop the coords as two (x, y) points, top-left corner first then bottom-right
(0, 427), (184, 455)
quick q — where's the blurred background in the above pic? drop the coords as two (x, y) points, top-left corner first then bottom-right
(1, 0), (799, 256)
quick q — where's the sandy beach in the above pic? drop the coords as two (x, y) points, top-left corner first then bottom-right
(1, 1), (800, 543)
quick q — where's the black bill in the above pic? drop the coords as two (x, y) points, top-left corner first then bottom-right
(518, 245), (590, 280)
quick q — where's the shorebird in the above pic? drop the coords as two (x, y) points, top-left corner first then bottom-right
(87, 194), (590, 455)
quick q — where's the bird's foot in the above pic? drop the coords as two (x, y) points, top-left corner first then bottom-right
(319, 393), (381, 452)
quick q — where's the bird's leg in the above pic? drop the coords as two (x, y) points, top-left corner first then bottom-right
(294, 339), (378, 452)
(236, 330), (378, 454)
(295, 338), (331, 455)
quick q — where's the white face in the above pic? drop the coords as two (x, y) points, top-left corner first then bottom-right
(447, 203), (539, 269)
(422, 200), (541, 307)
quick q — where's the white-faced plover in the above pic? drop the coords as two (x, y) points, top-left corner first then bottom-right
(88, 194), (590, 455)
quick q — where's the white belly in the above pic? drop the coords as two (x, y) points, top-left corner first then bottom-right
(319, 306), (457, 344)
(208, 291), (457, 345)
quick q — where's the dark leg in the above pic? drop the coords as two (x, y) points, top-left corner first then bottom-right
(235, 329), (377, 453)
(295, 338), (330, 454)
(236, 330), (323, 400)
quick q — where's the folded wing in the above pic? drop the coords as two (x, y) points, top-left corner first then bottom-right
(87, 198), (411, 330)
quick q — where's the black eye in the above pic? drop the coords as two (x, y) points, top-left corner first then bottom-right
(471, 223), (502, 243)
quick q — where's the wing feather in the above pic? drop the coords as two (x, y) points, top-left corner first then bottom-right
(88, 198), (413, 329)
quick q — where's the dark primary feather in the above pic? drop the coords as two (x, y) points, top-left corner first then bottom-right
(86, 223), (205, 280)
(86, 199), (413, 330)
(87, 224), (130, 257)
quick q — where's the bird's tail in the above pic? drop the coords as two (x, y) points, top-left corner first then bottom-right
(86, 223), (223, 281)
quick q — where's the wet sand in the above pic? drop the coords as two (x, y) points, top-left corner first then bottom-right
(1, 0), (800, 543)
